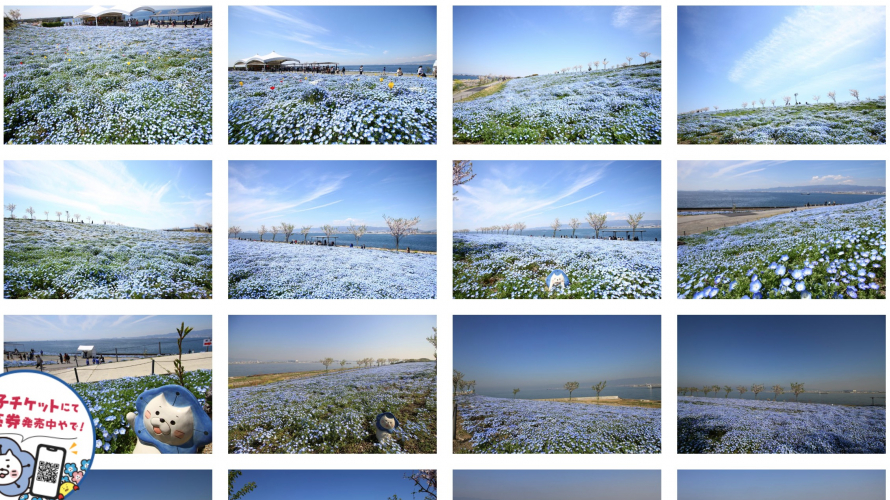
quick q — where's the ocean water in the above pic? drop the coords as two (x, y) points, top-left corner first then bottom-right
(4, 337), (211, 357)
(480, 386), (662, 401)
(471, 228), (662, 241)
(229, 361), (358, 377)
(231, 232), (437, 252)
(679, 191), (885, 209)
(686, 392), (885, 406)
(342, 64), (434, 74)
(454, 75), (479, 80)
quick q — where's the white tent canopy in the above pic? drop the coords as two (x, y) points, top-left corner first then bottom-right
(75, 4), (156, 19)
(234, 51), (300, 67)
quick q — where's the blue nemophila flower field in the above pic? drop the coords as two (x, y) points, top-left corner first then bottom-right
(228, 240), (436, 299)
(4, 26), (212, 144)
(678, 198), (886, 299)
(453, 62), (661, 144)
(453, 234), (661, 299)
(229, 362), (436, 454)
(678, 100), (885, 144)
(228, 72), (437, 144)
(455, 395), (660, 454)
(73, 370), (212, 454)
(678, 396), (885, 454)
(4, 219), (212, 299)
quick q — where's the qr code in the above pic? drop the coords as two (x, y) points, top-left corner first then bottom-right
(36, 461), (60, 483)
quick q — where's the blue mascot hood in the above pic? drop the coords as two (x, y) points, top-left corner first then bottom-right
(546, 269), (570, 288)
(375, 412), (400, 434)
(133, 385), (212, 454)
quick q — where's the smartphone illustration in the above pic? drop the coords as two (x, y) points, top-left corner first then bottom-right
(30, 445), (66, 499)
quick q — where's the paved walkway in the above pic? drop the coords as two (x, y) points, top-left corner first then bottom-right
(453, 82), (499, 102)
(678, 206), (820, 236)
(9, 353), (212, 384)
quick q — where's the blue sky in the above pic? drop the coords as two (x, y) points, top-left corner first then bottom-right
(82, 470), (211, 499)
(229, 161), (436, 231)
(454, 316), (660, 391)
(230, 470), (426, 498)
(5, 5), (208, 18)
(678, 160), (887, 191)
(3, 161), (211, 230)
(453, 161), (661, 229)
(679, 470), (884, 500)
(454, 6), (661, 76)
(229, 316), (436, 361)
(455, 470), (660, 500)
(678, 316), (885, 391)
(678, 6), (886, 112)
(228, 6), (436, 67)
(5, 316), (212, 341)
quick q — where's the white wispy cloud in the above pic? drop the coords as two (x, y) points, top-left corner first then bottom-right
(731, 168), (766, 178)
(612, 6), (661, 36)
(811, 174), (851, 183)
(239, 6), (328, 34)
(728, 6), (886, 89)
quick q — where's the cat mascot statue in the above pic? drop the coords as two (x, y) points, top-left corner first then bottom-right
(126, 385), (213, 454)
(375, 412), (400, 443)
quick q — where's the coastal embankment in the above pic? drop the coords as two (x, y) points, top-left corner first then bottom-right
(678, 206), (821, 236)
(7, 352), (212, 384)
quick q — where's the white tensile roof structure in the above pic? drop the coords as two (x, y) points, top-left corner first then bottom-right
(234, 51), (301, 68)
(75, 5), (157, 20)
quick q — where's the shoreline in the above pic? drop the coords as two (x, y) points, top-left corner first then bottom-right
(680, 395), (885, 408)
(677, 206), (822, 236)
(229, 238), (436, 255)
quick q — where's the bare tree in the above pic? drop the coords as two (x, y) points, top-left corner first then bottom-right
(5, 203), (16, 219)
(568, 217), (581, 238)
(281, 222), (295, 243)
(587, 62), (592, 71)
(228, 226), (242, 238)
(592, 381), (607, 400)
(55, 211), (62, 221)
(790, 382), (805, 402)
(772, 384), (784, 401)
(340, 358), (347, 368)
(73, 213), (81, 222)
(751, 100), (756, 109)
(453, 160), (476, 200)
(690, 386), (698, 397)
(813, 95), (821, 103)
(742, 102), (747, 108)
(752, 384), (764, 399)
(828, 91), (836, 104)
(205, 222), (212, 233)
(627, 212), (644, 239)
(301, 225), (312, 243)
(270, 225), (280, 242)
(512, 388), (520, 399)
(723, 385), (732, 397)
(783, 96), (792, 106)
(257, 224), (267, 241)
(453, 370), (465, 392)
(382, 214), (420, 251)
(405, 470), (436, 500)
(321, 357), (334, 372)
(714, 105), (719, 111)
(759, 98), (766, 107)
(564, 381), (580, 401)
(25, 206), (35, 220)
(348, 221), (368, 242)
(321, 224), (336, 243)
(43, 210), (49, 220)
(626, 56), (633, 65)
(849, 89), (859, 102)
(427, 327), (437, 365)
(770, 99), (775, 107)
(711, 385), (720, 397)
(550, 217), (561, 238)
(702, 385), (711, 397)
(593, 61), (600, 70)
(639, 51), (651, 63)
(585, 211), (607, 239)
(515, 222), (527, 235)
(377, 358), (385, 367)
(7, 9), (21, 23)
(736, 385), (747, 398)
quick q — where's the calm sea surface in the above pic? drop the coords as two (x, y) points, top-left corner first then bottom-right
(679, 192), (885, 208)
(480, 386), (662, 401)
(4, 337), (211, 357)
(232, 232), (437, 252)
(454, 75), (479, 80)
(342, 65), (433, 74)
(685, 392), (885, 406)
(475, 228), (662, 241)
(229, 361), (357, 377)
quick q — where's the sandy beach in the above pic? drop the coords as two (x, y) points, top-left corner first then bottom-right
(678, 206), (821, 236)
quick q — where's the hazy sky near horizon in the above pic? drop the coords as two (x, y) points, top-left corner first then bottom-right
(678, 316), (886, 391)
(678, 160), (887, 191)
(5, 5), (207, 18)
(456, 470), (660, 500)
(678, 6), (886, 112)
(679, 470), (884, 500)
(228, 6), (436, 67)
(229, 161), (436, 231)
(229, 316), (436, 361)
(4, 161), (211, 230)
(4, 316), (212, 342)
(83, 470), (210, 499)
(453, 161), (661, 229)
(454, 6), (661, 76)
(454, 316), (660, 392)
(231, 470), (421, 498)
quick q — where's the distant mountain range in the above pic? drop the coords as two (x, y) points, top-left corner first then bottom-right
(115, 329), (212, 339)
(686, 185), (885, 193)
